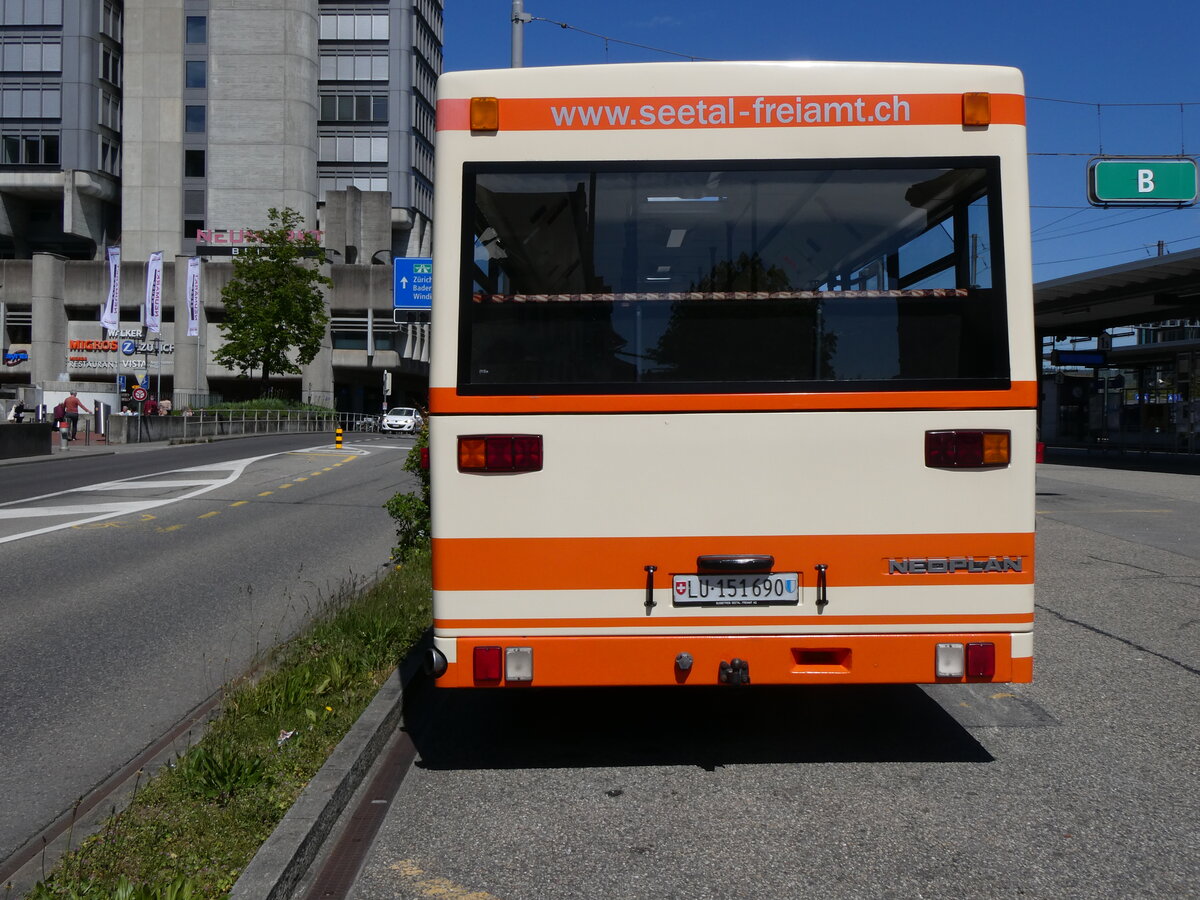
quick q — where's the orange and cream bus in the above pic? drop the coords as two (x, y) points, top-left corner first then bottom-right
(425, 61), (1035, 688)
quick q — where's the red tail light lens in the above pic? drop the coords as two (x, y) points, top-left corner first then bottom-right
(419, 447), (429, 470)
(966, 642), (996, 678)
(473, 646), (503, 682)
(485, 436), (513, 469)
(925, 430), (1010, 468)
(458, 435), (543, 472)
(512, 435), (543, 470)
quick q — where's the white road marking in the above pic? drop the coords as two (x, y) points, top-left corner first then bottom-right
(0, 453), (276, 545)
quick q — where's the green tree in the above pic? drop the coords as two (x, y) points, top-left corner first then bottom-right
(214, 207), (333, 393)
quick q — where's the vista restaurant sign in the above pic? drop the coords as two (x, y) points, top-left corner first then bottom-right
(66, 330), (176, 370)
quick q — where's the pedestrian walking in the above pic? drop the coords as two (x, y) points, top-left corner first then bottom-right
(63, 391), (91, 441)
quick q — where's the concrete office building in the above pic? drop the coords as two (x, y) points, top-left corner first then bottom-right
(0, 0), (440, 413)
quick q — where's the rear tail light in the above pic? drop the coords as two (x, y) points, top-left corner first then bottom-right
(936, 642), (997, 679)
(458, 434), (543, 472)
(925, 430), (1010, 468)
(473, 646), (502, 682)
(966, 642), (996, 678)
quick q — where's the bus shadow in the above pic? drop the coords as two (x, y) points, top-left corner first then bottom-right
(405, 680), (993, 770)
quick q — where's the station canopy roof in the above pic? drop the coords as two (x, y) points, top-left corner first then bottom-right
(1034, 247), (1200, 337)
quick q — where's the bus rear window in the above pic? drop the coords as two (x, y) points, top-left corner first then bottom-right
(459, 159), (1008, 394)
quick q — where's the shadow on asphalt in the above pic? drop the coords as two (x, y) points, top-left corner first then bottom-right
(403, 677), (993, 769)
(1043, 446), (1200, 476)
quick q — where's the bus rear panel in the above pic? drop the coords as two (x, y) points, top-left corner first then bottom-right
(428, 62), (1035, 688)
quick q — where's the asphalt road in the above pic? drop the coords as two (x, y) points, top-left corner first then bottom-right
(0, 433), (420, 869)
(347, 462), (1199, 900)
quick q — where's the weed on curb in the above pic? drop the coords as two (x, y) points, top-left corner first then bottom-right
(19, 551), (431, 900)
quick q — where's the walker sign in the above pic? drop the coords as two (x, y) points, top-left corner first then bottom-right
(1088, 158), (1198, 206)
(393, 257), (432, 312)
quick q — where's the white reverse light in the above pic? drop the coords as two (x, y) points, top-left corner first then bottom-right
(935, 643), (964, 678)
(505, 647), (534, 682)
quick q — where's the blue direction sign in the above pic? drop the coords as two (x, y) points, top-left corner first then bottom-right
(394, 257), (433, 311)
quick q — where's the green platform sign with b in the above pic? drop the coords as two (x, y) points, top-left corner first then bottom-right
(1088, 158), (1198, 206)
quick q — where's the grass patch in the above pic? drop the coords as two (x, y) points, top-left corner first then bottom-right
(20, 551), (431, 900)
(203, 399), (334, 413)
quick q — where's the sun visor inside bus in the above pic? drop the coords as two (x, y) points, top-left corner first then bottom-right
(905, 169), (988, 214)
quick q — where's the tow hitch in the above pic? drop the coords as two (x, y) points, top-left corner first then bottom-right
(718, 658), (751, 685)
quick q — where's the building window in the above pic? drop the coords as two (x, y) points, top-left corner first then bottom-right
(318, 175), (389, 200)
(185, 105), (205, 132)
(101, 1), (121, 39)
(186, 16), (207, 44)
(184, 149), (205, 177)
(99, 47), (120, 85)
(319, 93), (387, 122)
(319, 13), (389, 41)
(98, 91), (119, 129)
(184, 219), (204, 241)
(0, 131), (58, 164)
(2, 40), (62, 72)
(2, 86), (61, 118)
(319, 52), (388, 82)
(184, 189), (205, 215)
(0, 0), (62, 26)
(98, 137), (118, 174)
(318, 133), (388, 163)
(185, 60), (206, 89)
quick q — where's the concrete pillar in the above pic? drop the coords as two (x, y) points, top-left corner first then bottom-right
(30, 253), (67, 384)
(300, 274), (334, 408)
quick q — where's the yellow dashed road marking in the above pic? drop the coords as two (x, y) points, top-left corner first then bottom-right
(280, 484), (294, 489)
(258, 491), (273, 497)
(229, 501), (248, 507)
(386, 860), (497, 900)
(198, 511), (220, 519)
(158, 525), (185, 533)
(295, 477), (309, 482)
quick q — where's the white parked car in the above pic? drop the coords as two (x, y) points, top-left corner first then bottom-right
(380, 407), (422, 434)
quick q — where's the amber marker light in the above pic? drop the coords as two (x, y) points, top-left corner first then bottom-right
(458, 437), (487, 470)
(981, 431), (1011, 466)
(470, 96), (500, 131)
(962, 92), (991, 127)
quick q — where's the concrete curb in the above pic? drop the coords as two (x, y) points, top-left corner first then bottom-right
(229, 666), (406, 900)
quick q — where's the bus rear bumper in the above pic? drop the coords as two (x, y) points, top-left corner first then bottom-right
(431, 632), (1033, 687)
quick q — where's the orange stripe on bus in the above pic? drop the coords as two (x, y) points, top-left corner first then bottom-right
(436, 93), (1025, 132)
(435, 613), (1035, 629)
(433, 533), (1035, 591)
(436, 633), (1030, 687)
(429, 382), (1038, 415)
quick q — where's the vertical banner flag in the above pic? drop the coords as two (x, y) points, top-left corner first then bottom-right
(186, 257), (201, 337)
(100, 246), (121, 333)
(144, 251), (163, 333)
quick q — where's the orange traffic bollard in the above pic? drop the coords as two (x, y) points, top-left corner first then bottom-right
(335, 427), (343, 449)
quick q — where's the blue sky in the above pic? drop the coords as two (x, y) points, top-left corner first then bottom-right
(443, 0), (1200, 284)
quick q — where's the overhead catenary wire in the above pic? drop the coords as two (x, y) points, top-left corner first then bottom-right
(527, 15), (716, 61)
(506, 21), (1200, 266)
